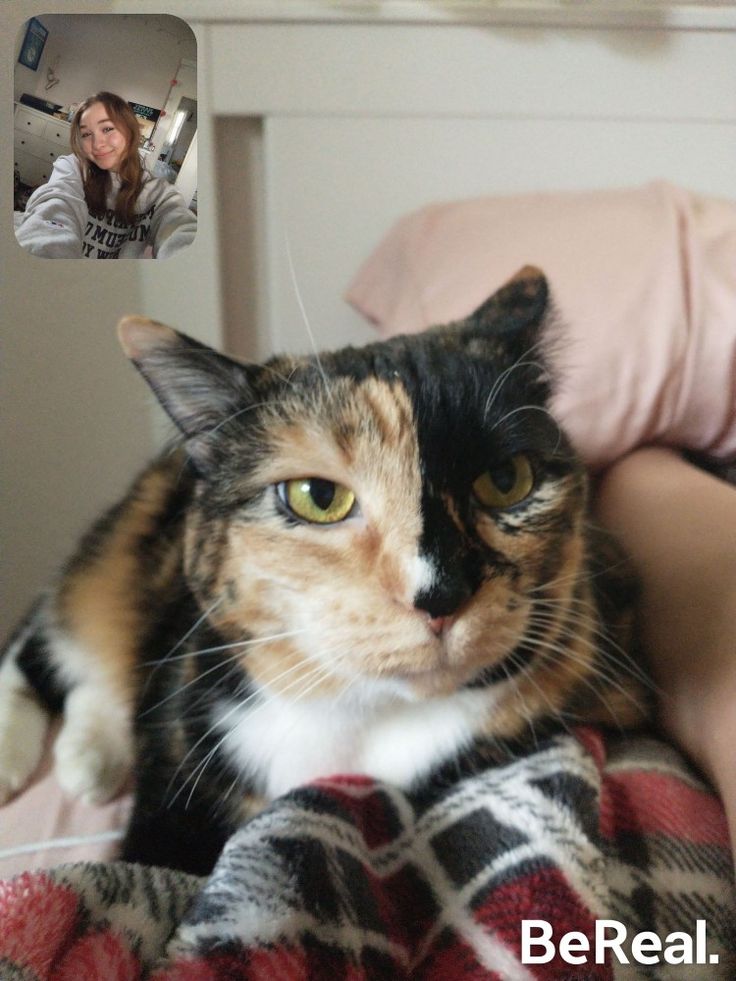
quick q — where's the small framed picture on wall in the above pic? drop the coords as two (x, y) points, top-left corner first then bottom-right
(18, 17), (49, 72)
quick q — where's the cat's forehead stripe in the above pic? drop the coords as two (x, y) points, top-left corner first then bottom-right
(351, 376), (414, 446)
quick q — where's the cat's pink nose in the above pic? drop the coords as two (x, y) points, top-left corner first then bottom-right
(427, 615), (451, 636)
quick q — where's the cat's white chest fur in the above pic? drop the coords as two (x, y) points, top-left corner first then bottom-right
(217, 683), (499, 799)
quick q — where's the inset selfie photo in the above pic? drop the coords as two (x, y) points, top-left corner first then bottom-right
(13, 13), (197, 259)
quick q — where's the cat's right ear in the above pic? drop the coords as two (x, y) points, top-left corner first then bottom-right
(117, 316), (256, 470)
(452, 266), (555, 403)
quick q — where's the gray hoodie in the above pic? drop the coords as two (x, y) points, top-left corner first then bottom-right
(15, 154), (196, 259)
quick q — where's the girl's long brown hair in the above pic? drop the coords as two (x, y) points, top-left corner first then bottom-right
(70, 92), (145, 226)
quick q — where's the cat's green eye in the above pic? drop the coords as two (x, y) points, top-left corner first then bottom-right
(280, 478), (357, 525)
(472, 455), (534, 510)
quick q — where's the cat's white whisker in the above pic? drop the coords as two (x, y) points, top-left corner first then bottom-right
(259, 362), (299, 390)
(283, 228), (332, 401)
(168, 652), (331, 772)
(529, 553), (632, 595)
(141, 628), (309, 667)
(177, 652), (347, 810)
(490, 620), (582, 737)
(535, 614), (658, 692)
(494, 653), (541, 754)
(140, 629), (312, 718)
(141, 595), (227, 697)
(482, 342), (546, 422)
(506, 651), (577, 739)
(529, 601), (656, 691)
(213, 652), (361, 811)
(166, 647), (349, 808)
(162, 595), (224, 662)
(490, 404), (563, 452)
(521, 623), (646, 720)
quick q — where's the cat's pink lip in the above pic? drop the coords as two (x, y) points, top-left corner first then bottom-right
(427, 614), (453, 636)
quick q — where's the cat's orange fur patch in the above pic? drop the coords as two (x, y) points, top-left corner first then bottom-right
(57, 456), (183, 701)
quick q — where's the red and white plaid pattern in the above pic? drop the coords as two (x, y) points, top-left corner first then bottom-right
(1, 729), (734, 979)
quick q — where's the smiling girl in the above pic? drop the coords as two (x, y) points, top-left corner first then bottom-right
(15, 92), (196, 259)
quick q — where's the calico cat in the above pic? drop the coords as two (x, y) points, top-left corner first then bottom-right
(0, 267), (648, 874)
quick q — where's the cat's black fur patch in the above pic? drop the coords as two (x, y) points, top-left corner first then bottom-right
(12, 604), (66, 714)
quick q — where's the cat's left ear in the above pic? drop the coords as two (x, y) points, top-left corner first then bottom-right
(118, 316), (256, 471)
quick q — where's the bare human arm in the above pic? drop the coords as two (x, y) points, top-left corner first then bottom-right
(594, 447), (736, 853)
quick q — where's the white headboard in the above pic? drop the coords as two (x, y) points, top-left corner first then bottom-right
(191, 4), (736, 360)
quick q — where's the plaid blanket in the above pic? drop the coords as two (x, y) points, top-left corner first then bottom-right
(1, 728), (734, 980)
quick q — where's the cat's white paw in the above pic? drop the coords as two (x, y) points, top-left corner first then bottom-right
(54, 731), (132, 805)
(0, 693), (49, 805)
(53, 685), (133, 805)
(0, 743), (43, 805)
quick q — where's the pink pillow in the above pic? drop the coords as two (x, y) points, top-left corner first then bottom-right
(346, 182), (736, 470)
